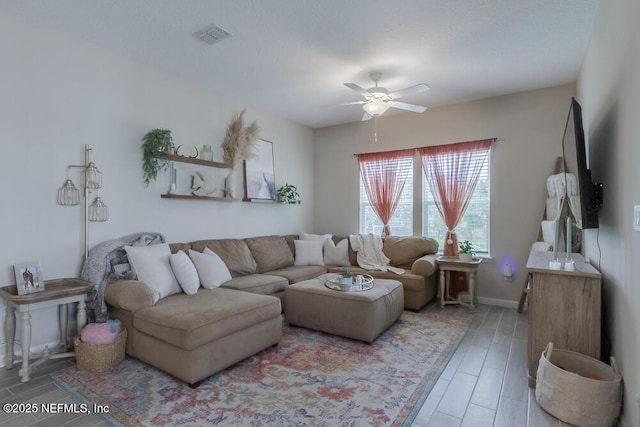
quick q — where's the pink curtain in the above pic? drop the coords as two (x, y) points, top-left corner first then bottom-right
(418, 139), (491, 255)
(357, 149), (415, 236)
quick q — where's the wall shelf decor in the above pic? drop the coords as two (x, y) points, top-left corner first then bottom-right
(160, 194), (234, 202)
(155, 152), (230, 169)
(155, 152), (236, 201)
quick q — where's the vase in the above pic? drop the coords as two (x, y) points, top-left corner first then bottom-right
(200, 145), (213, 161)
(459, 253), (473, 262)
(340, 277), (352, 285)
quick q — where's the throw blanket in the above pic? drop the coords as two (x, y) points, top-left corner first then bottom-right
(349, 234), (404, 275)
(80, 232), (165, 322)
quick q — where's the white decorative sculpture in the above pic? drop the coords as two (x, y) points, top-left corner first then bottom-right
(191, 171), (216, 196)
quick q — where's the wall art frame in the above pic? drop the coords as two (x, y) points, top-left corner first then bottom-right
(243, 139), (276, 202)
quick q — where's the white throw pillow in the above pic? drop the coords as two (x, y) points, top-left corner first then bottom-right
(294, 240), (325, 266)
(188, 248), (232, 288)
(299, 231), (332, 243)
(323, 238), (351, 266)
(169, 250), (200, 295)
(124, 244), (181, 304)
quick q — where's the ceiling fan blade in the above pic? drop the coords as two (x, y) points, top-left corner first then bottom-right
(388, 101), (427, 113)
(345, 83), (371, 97)
(336, 100), (366, 106)
(388, 83), (430, 99)
(361, 112), (373, 121)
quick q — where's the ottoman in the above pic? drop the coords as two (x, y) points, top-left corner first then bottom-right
(285, 274), (404, 343)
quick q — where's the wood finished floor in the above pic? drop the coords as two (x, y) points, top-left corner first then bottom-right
(0, 304), (568, 427)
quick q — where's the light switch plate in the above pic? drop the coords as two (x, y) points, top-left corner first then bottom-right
(635, 205), (640, 231)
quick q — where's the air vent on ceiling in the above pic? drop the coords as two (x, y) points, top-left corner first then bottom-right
(193, 24), (232, 45)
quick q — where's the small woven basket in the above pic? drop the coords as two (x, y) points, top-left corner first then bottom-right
(74, 329), (127, 373)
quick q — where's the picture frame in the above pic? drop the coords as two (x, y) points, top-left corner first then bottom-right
(14, 262), (45, 295)
(243, 139), (276, 202)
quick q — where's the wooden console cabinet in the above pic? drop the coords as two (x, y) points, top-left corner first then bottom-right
(526, 249), (601, 387)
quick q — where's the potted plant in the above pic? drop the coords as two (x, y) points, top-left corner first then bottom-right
(142, 129), (175, 186)
(277, 183), (301, 204)
(339, 268), (353, 285)
(459, 240), (474, 262)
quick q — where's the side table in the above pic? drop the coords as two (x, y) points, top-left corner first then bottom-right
(0, 278), (89, 382)
(436, 256), (482, 309)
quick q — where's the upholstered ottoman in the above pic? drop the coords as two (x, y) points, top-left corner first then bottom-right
(285, 275), (404, 343)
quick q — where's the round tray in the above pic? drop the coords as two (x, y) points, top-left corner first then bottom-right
(324, 273), (374, 292)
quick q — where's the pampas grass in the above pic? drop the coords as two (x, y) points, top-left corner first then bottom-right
(222, 109), (260, 168)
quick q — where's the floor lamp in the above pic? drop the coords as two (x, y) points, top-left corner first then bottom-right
(57, 144), (108, 259)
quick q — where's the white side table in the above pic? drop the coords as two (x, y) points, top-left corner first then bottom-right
(0, 278), (89, 382)
(436, 256), (482, 309)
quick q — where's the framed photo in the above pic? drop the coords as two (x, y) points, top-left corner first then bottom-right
(243, 139), (276, 201)
(14, 262), (45, 295)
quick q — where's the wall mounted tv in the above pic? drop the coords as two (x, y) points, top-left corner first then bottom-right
(562, 97), (603, 229)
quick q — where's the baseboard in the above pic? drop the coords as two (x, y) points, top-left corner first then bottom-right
(0, 340), (65, 369)
(476, 296), (518, 309)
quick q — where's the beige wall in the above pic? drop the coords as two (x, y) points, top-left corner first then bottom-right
(578, 0), (640, 425)
(314, 84), (577, 305)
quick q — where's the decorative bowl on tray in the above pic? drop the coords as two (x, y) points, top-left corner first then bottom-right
(324, 273), (374, 292)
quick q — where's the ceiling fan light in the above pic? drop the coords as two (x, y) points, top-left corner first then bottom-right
(362, 100), (390, 116)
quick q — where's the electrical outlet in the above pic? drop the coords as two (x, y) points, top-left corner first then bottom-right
(635, 206), (640, 231)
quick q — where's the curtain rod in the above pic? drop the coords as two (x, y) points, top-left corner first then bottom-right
(352, 137), (498, 156)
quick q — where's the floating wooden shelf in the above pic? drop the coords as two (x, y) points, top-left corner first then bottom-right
(155, 153), (231, 169)
(242, 198), (277, 203)
(161, 194), (236, 202)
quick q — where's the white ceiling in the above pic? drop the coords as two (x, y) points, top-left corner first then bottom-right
(1, 0), (600, 129)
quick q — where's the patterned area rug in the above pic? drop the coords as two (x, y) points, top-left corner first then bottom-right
(54, 309), (469, 426)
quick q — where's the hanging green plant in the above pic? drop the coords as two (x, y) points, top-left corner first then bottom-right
(141, 129), (175, 186)
(276, 183), (301, 204)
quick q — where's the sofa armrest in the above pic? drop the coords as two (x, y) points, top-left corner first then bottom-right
(104, 280), (155, 312)
(411, 254), (438, 277)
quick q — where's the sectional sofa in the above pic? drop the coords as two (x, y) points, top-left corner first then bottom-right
(104, 234), (439, 385)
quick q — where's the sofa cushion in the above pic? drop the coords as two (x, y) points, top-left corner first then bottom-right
(333, 235), (359, 266)
(133, 287), (281, 351)
(188, 249), (232, 288)
(245, 235), (294, 273)
(169, 242), (192, 254)
(293, 240), (324, 266)
(364, 270), (426, 292)
(169, 251), (200, 295)
(221, 274), (288, 295)
(267, 265), (327, 284)
(189, 239), (257, 277)
(299, 231), (332, 242)
(323, 238), (351, 266)
(124, 243), (181, 304)
(383, 236), (439, 269)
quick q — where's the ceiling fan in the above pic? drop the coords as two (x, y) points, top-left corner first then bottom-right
(342, 72), (429, 121)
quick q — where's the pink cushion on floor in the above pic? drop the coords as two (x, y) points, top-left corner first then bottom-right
(81, 323), (117, 344)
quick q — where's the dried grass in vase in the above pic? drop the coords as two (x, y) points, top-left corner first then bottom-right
(222, 109), (260, 169)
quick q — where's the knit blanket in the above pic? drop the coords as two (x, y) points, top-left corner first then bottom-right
(349, 234), (404, 275)
(80, 232), (165, 322)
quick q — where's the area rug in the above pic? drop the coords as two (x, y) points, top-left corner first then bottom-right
(53, 309), (469, 426)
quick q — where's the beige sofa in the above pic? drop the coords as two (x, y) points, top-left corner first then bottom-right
(104, 234), (438, 385)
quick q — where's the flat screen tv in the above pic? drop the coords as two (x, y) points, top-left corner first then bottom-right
(562, 97), (603, 229)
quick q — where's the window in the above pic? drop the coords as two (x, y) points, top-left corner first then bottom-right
(357, 143), (491, 253)
(422, 155), (490, 253)
(359, 157), (413, 236)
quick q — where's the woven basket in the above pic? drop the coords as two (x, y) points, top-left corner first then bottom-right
(535, 342), (622, 427)
(74, 329), (127, 373)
